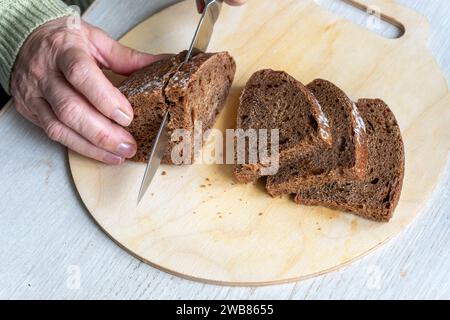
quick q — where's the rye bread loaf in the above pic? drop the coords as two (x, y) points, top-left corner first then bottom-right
(266, 79), (368, 196)
(119, 53), (182, 163)
(295, 99), (405, 222)
(234, 70), (332, 183)
(119, 51), (236, 163)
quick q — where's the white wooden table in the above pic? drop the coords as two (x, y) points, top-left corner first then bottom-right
(0, 0), (448, 300)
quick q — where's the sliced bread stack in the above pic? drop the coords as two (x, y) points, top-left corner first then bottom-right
(266, 79), (369, 196)
(120, 51), (236, 164)
(234, 70), (404, 222)
(234, 70), (332, 183)
(295, 99), (404, 222)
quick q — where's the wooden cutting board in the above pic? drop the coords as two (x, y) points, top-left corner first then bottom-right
(69, 0), (450, 285)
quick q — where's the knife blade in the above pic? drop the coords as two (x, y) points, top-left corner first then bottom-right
(137, 110), (169, 204)
(137, 0), (223, 204)
(185, 0), (223, 63)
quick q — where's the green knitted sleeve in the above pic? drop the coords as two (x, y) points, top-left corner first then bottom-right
(0, 0), (73, 94)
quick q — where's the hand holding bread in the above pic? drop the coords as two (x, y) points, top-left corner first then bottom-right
(11, 17), (163, 165)
(10, 1), (247, 165)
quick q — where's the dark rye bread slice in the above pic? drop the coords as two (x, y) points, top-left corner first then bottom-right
(295, 99), (405, 222)
(266, 79), (368, 197)
(119, 51), (236, 163)
(163, 52), (236, 164)
(233, 70), (332, 183)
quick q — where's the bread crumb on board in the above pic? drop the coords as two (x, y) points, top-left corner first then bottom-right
(161, 171), (167, 176)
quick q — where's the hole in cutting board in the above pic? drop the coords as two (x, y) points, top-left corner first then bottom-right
(315, 0), (405, 39)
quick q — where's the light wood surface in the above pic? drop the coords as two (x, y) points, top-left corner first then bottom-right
(0, 0), (449, 299)
(69, 0), (450, 285)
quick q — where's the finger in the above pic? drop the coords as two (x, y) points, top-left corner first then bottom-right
(87, 25), (168, 76)
(56, 48), (134, 127)
(224, 0), (247, 5)
(197, 0), (246, 13)
(196, 0), (205, 13)
(31, 97), (125, 165)
(43, 75), (137, 159)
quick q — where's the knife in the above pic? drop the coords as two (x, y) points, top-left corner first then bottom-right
(137, 0), (224, 204)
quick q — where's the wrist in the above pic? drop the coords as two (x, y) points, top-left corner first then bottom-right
(0, 0), (73, 94)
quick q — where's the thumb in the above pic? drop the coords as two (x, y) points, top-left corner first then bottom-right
(87, 24), (166, 76)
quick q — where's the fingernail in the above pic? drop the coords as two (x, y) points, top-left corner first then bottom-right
(112, 108), (133, 127)
(104, 153), (124, 165)
(116, 142), (136, 158)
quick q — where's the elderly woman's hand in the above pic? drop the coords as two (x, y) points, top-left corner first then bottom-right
(11, 17), (161, 165)
(11, 0), (247, 165)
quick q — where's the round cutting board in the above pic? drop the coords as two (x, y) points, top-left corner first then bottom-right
(69, 0), (450, 285)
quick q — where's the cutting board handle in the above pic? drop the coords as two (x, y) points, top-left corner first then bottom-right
(344, 0), (429, 42)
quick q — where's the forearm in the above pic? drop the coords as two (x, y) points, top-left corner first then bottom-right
(0, 0), (72, 94)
